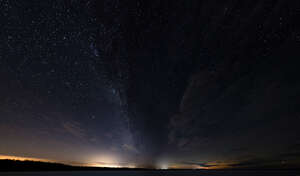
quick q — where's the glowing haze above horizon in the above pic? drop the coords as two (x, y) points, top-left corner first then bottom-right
(1, 0), (300, 169)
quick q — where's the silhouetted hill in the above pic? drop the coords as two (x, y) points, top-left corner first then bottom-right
(0, 159), (151, 172)
(0, 159), (76, 171)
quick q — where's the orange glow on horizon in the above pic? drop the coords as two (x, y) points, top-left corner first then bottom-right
(166, 161), (233, 170)
(85, 162), (136, 168)
(0, 154), (137, 168)
(0, 154), (234, 169)
(0, 154), (54, 163)
(83, 153), (137, 168)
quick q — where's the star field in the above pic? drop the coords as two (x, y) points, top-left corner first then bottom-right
(1, 0), (300, 169)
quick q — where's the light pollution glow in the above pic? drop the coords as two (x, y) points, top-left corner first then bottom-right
(0, 155), (54, 163)
(0, 154), (233, 169)
(160, 162), (231, 170)
(83, 153), (137, 168)
(0, 154), (135, 168)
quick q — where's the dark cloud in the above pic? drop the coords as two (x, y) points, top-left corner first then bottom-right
(229, 158), (273, 168)
(182, 162), (217, 168)
(229, 153), (300, 169)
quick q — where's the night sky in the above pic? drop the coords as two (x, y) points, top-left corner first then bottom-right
(1, 0), (300, 169)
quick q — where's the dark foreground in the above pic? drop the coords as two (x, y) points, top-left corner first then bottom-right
(1, 170), (300, 176)
(1, 160), (299, 175)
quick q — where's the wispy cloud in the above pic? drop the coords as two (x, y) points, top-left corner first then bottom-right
(122, 144), (139, 154)
(62, 121), (85, 139)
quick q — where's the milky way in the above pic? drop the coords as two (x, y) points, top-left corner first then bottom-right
(1, 0), (300, 169)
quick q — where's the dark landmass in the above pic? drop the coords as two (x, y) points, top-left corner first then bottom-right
(0, 159), (151, 172)
(1, 160), (299, 172)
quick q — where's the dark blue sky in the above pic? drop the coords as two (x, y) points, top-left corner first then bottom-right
(1, 0), (300, 169)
